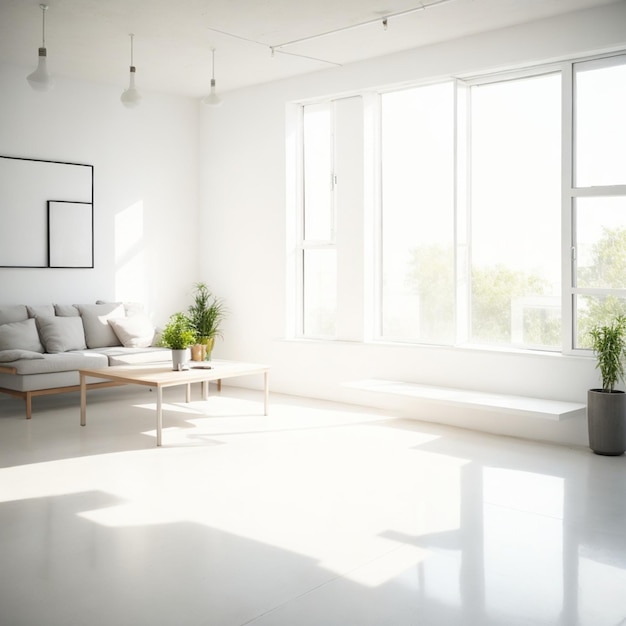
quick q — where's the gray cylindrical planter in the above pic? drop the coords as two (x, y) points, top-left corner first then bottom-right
(171, 349), (189, 371)
(587, 389), (626, 456)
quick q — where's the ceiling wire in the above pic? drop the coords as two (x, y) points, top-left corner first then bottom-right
(272, 0), (456, 51)
(206, 0), (455, 67)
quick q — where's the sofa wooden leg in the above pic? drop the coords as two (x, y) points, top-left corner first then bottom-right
(25, 393), (32, 420)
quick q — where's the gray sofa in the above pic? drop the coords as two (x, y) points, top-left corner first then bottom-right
(0, 301), (171, 418)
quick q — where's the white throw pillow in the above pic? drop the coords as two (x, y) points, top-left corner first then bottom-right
(0, 318), (44, 353)
(108, 314), (155, 348)
(36, 316), (87, 353)
(0, 349), (45, 363)
(77, 303), (125, 348)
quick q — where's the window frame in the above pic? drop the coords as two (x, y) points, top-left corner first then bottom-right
(290, 49), (626, 356)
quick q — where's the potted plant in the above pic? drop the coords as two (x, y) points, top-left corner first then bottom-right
(588, 315), (626, 455)
(159, 312), (196, 370)
(188, 282), (227, 361)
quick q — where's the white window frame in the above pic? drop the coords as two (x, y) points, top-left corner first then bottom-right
(288, 49), (626, 356)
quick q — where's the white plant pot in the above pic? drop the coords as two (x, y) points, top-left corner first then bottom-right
(171, 349), (189, 371)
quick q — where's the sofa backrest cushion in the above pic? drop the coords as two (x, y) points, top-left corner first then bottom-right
(77, 303), (125, 348)
(36, 316), (87, 353)
(0, 318), (45, 353)
(27, 304), (55, 318)
(54, 304), (81, 317)
(0, 305), (28, 325)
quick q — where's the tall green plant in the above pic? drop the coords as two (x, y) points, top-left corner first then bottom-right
(188, 282), (227, 342)
(589, 315), (626, 392)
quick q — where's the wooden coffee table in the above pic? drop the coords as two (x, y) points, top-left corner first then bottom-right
(79, 360), (270, 446)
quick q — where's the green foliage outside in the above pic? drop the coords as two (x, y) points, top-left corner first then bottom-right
(404, 245), (454, 342)
(471, 264), (559, 347)
(576, 226), (626, 348)
(405, 226), (626, 349)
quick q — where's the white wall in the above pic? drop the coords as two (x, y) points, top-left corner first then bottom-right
(198, 2), (626, 446)
(0, 63), (200, 325)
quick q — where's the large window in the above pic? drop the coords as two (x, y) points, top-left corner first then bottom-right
(294, 51), (626, 354)
(572, 55), (626, 348)
(380, 82), (455, 344)
(469, 73), (562, 350)
(301, 103), (336, 338)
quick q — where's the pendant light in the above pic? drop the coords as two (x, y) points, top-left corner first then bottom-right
(202, 48), (223, 107)
(26, 4), (53, 91)
(121, 34), (141, 108)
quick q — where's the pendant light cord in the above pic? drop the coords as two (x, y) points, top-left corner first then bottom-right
(40, 4), (48, 48)
(129, 33), (135, 69)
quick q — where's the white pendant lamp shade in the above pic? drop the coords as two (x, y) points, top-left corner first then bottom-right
(202, 48), (223, 107)
(27, 4), (53, 91)
(121, 34), (141, 108)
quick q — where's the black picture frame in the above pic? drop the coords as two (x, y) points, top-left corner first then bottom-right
(0, 155), (94, 268)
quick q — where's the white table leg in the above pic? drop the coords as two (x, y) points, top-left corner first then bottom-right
(80, 373), (87, 426)
(186, 383), (191, 403)
(202, 381), (208, 401)
(156, 386), (163, 447)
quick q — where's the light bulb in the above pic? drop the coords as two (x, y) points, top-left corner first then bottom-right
(121, 67), (141, 108)
(27, 48), (53, 91)
(202, 79), (222, 107)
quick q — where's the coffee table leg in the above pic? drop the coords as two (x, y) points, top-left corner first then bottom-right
(202, 381), (208, 401)
(80, 373), (87, 426)
(156, 386), (163, 447)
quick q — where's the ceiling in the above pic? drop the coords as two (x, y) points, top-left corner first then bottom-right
(0, 0), (620, 98)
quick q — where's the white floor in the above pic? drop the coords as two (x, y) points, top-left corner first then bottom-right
(0, 384), (625, 626)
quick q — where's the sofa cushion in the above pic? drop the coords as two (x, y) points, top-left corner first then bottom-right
(0, 349), (45, 363)
(0, 305), (28, 325)
(0, 318), (44, 353)
(54, 304), (80, 317)
(36, 316), (87, 353)
(27, 304), (55, 318)
(0, 351), (109, 375)
(94, 346), (171, 366)
(108, 314), (155, 348)
(77, 303), (125, 348)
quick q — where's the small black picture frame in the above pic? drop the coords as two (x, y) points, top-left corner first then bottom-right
(48, 201), (94, 268)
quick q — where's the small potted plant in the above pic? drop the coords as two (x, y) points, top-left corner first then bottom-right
(159, 312), (196, 370)
(188, 282), (227, 361)
(588, 315), (626, 455)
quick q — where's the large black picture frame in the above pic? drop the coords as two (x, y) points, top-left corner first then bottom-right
(0, 155), (94, 268)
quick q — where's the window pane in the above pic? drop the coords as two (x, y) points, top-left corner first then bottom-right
(576, 294), (626, 349)
(575, 197), (626, 289)
(303, 104), (333, 241)
(380, 82), (455, 344)
(303, 249), (336, 337)
(575, 56), (626, 187)
(470, 73), (561, 350)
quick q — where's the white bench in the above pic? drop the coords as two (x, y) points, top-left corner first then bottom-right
(347, 379), (586, 421)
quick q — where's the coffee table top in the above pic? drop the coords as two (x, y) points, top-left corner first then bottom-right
(79, 359), (270, 388)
